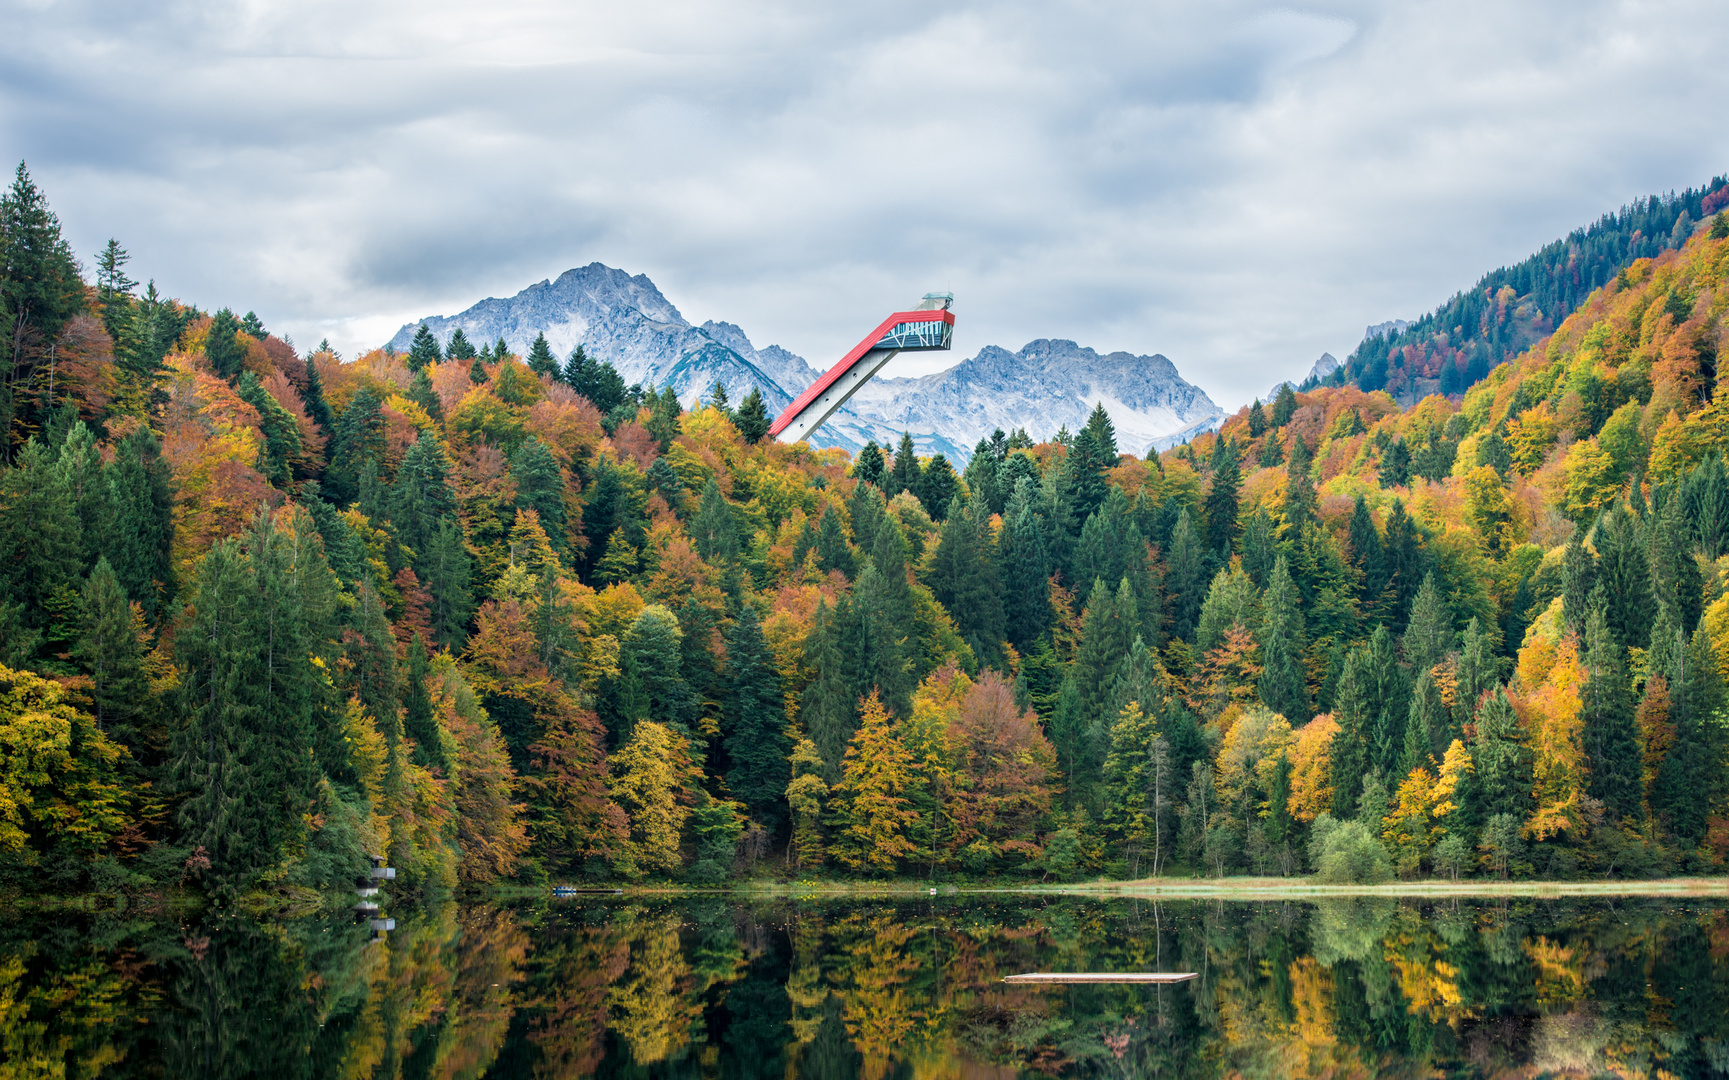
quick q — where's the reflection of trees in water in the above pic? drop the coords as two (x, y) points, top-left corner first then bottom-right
(7, 897), (1729, 1078)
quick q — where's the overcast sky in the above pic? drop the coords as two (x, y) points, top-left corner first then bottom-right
(4, 0), (1727, 407)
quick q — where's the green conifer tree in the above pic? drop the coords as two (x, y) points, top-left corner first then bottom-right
(854, 441), (886, 485)
(1581, 591), (1639, 821)
(1257, 555), (1308, 720)
(733, 386), (770, 444)
(720, 605), (789, 832)
(407, 323), (441, 370)
(204, 308), (246, 381)
(999, 477), (1052, 650)
(525, 332), (557, 377)
(74, 557), (148, 735)
(510, 437), (568, 556)
(1204, 439), (1242, 559)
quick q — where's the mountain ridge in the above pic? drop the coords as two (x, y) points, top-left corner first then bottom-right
(387, 264), (1223, 459)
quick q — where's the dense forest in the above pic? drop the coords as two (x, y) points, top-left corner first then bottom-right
(5, 158), (1729, 902)
(1316, 176), (1729, 404)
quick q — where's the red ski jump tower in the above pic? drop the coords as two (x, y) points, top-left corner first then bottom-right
(769, 293), (955, 443)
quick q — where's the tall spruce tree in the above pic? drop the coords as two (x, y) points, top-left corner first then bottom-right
(1204, 439), (1242, 560)
(1403, 666), (1446, 771)
(204, 308), (246, 381)
(1581, 591), (1640, 821)
(74, 557), (148, 735)
(1401, 572), (1452, 674)
(1164, 509), (1205, 641)
(407, 323), (441, 370)
(525, 332), (558, 377)
(1257, 555), (1308, 720)
(929, 497), (1007, 669)
(722, 605), (790, 833)
(801, 600), (855, 781)
(1470, 688), (1533, 823)
(999, 477), (1052, 650)
(1329, 647), (1372, 817)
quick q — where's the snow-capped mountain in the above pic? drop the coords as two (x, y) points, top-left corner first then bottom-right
(387, 264), (1223, 460)
(839, 340), (1222, 456)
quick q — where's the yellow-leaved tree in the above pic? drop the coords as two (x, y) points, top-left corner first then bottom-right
(828, 692), (920, 874)
(1522, 635), (1587, 841)
(0, 664), (138, 867)
(609, 721), (699, 878)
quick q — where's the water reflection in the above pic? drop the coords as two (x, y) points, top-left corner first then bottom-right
(4, 895), (1729, 1078)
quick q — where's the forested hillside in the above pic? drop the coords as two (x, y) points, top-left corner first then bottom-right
(5, 158), (1729, 901)
(1318, 176), (1729, 405)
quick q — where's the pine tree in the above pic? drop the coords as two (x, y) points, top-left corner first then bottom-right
(407, 323), (441, 370)
(1329, 647), (1372, 817)
(690, 477), (740, 564)
(999, 478), (1052, 650)
(844, 564), (916, 714)
(733, 386), (770, 444)
(1203, 439), (1242, 559)
(854, 441), (886, 485)
(390, 431), (458, 568)
(173, 532), (321, 895)
(1164, 509), (1205, 640)
(621, 604), (698, 743)
(1403, 666), (1445, 772)
(511, 438), (568, 556)
(1257, 555), (1308, 720)
(1560, 529), (1596, 637)
(204, 308), (246, 381)
(326, 387), (385, 507)
(526, 332), (558, 377)
(1453, 616), (1497, 742)
(74, 557), (148, 734)
(1, 162), (86, 454)
(928, 498), (1006, 669)
(1271, 384), (1298, 427)
(235, 372), (302, 487)
(814, 505), (856, 578)
(1401, 572), (1452, 673)
(722, 605), (789, 833)
(422, 518), (474, 651)
(1240, 505), (1277, 589)
(1597, 503), (1653, 648)
(446, 327), (476, 361)
(887, 432), (921, 497)
(918, 454), (960, 520)
(0, 439), (79, 635)
(1064, 426), (1111, 527)
(1581, 592), (1640, 821)
(1247, 399), (1266, 437)
(402, 635), (447, 772)
(800, 600), (855, 781)
(1470, 688), (1533, 823)
(1364, 624), (1408, 776)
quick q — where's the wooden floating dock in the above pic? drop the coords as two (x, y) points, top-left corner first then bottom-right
(1003, 972), (1199, 985)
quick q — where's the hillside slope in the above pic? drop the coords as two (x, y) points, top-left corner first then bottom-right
(1313, 177), (1729, 404)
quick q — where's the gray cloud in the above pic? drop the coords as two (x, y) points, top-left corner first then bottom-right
(3, 0), (1727, 406)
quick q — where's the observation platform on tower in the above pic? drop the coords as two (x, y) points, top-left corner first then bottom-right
(769, 293), (955, 444)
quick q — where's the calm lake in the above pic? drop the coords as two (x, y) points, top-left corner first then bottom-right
(7, 893), (1729, 1077)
